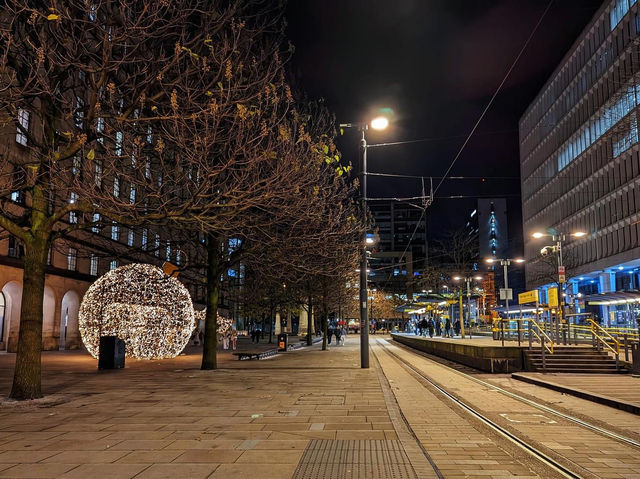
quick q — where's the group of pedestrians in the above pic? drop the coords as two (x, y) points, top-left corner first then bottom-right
(327, 318), (346, 345)
(415, 317), (459, 338)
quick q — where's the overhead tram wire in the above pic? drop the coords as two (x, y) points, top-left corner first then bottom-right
(432, 0), (555, 197)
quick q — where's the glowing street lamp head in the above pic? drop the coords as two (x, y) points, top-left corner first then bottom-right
(370, 116), (389, 130)
(532, 232), (545, 239)
(514, 258), (525, 263)
(365, 237), (375, 245)
(571, 231), (587, 237)
(485, 258), (495, 264)
(453, 276), (462, 281)
(474, 276), (483, 281)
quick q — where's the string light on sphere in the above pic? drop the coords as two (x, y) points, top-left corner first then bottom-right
(79, 263), (195, 359)
(194, 310), (233, 334)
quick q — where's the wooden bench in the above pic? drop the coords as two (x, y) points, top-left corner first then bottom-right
(233, 349), (277, 360)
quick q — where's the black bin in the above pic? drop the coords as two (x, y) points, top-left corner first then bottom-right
(98, 336), (125, 369)
(277, 333), (288, 352)
(632, 344), (640, 377)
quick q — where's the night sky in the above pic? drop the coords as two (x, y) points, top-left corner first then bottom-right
(286, 0), (603, 254)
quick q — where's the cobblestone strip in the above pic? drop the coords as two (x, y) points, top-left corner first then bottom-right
(373, 350), (442, 479)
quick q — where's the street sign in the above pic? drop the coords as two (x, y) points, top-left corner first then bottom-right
(548, 287), (559, 307)
(518, 290), (539, 304)
(558, 265), (565, 283)
(499, 288), (513, 300)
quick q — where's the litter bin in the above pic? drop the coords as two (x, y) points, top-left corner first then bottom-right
(277, 333), (288, 352)
(98, 336), (125, 369)
(632, 344), (640, 377)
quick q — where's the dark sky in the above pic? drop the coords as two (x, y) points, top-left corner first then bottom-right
(285, 0), (603, 253)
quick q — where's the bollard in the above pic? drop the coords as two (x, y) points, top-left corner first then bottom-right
(632, 343), (640, 377)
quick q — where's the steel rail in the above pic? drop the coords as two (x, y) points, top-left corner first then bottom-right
(383, 339), (640, 449)
(374, 339), (604, 479)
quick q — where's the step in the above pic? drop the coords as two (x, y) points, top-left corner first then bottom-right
(530, 360), (617, 366)
(533, 368), (625, 374)
(526, 353), (611, 359)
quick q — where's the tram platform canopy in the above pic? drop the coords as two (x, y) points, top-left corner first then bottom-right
(584, 289), (640, 306)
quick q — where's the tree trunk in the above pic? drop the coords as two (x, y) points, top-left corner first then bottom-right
(202, 234), (221, 370)
(321, 290), (328, 351)
(10, 235), (49, 400)
(307, 294), (313, 346)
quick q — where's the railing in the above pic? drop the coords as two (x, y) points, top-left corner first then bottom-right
(528, 320), (554, 372)
(588, 319), (620, 370)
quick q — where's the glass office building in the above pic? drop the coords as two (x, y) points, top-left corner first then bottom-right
(520, 0), (640, 328)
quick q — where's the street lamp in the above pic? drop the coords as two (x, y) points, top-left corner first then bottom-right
(485, 258), (524, 345)
(531, 230), (586, 339)
(453, 275), (482, 339)
(340, 116), (389, 369)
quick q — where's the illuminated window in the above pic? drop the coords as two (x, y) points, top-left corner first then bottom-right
(67, 248), (77, 271)
(109, 260), (117, 270)
(16, 109), (30, 146)
(90, 255), (99, 276)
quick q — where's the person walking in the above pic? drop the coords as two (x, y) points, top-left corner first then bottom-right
(427, 318), (434, 338)
(435, 318), (442, 337)
(231, 328), (237, 350)
(454, 319), (461, 337)
(445, 318), (452, 338)
(419, 318), (428, 337)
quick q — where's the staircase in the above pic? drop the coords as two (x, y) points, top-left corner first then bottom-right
(524, 346), (626, 373)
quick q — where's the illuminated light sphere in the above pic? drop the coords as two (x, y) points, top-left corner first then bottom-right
(194, 310), (233, 335)
(79, 263), (195, 359)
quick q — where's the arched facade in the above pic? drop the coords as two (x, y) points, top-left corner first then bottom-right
(0, 263), (90, 352)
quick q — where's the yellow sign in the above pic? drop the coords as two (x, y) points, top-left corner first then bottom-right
(548, 287), (559, 307)
(518, 290), (539, 304)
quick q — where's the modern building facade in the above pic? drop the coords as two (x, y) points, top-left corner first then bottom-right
(369, 201), (428, 297)
(520, 0), (640, 328)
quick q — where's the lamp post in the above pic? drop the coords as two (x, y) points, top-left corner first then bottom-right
(486, 258), (524, 345)
(340, 116), (389, 369)
(532, 231), (586, 341)
(453, 275), (482, 339)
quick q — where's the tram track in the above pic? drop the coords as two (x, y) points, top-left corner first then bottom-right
(373, 338), (640, 478)
(385, 338), (640, 450)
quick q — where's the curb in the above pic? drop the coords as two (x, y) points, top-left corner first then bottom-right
(511, 372), (640, 415)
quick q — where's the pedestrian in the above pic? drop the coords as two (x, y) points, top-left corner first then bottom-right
(454, 319), (461, 337)
(328, 317), (338, 344)
(223, 330), (230, 350)
(231, 328), (238, 350)
(435, 319), (442, 337)
(419, 318), (428, 337)
(445, 318), (452, 338)
(192, 329), (199, 346)
(334, 324), (341, 345)
(198, 328), (204, 345)
(428, 318), (434, 338)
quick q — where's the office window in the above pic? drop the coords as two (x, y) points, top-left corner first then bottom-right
(154, 234), (160, 257)
(166, 242), (171, 261)
(92, 212), (100, 233)
(109, 260), (117, 270)
(16, 109), (29, 146)
(67, 248), (77, 271)
(142, 229), (148, 251)
(94, 160), (103, 187)
(72, 155), (82, 177)
(145, 159), (151, 179)
(127, 229), (134, 247)
(111, 222), (119, 241)
(96, 117), (104, 144)
(146, 126), (152, 143)
(129, 185), (136, 204)
(113, 176), (120, 197)
(115, 131), (123, 156)
(75, 97), (84, 128)
(90, 255), (99, 276)
(69, 192), (78, 223)
(176, 249), (182, 265)
(8, 236), (22, 258)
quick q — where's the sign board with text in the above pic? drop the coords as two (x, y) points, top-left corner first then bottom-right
(518, 290), (539, 304)
(548, 287), (559, 307)
(499, 288), (513, 300)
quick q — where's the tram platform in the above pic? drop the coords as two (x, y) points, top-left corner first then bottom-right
(391, 333), (525, 373)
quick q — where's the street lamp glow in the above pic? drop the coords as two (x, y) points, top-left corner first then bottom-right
(365, 237), (375, 244)
(532, 232), (545, 238)
(485, 258), (496, 264)
(571, 231), (587, 237)
(453, 276), (462, 281)
(474, 276), (482, 281)
(514, 258), (525, 263)
(370, 116), (389, 130)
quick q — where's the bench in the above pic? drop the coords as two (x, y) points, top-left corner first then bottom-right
(233, 349), (277, 360)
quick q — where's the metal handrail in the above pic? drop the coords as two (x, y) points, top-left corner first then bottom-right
(530, 321), (553, 354)
(588, 319), (620, 355)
